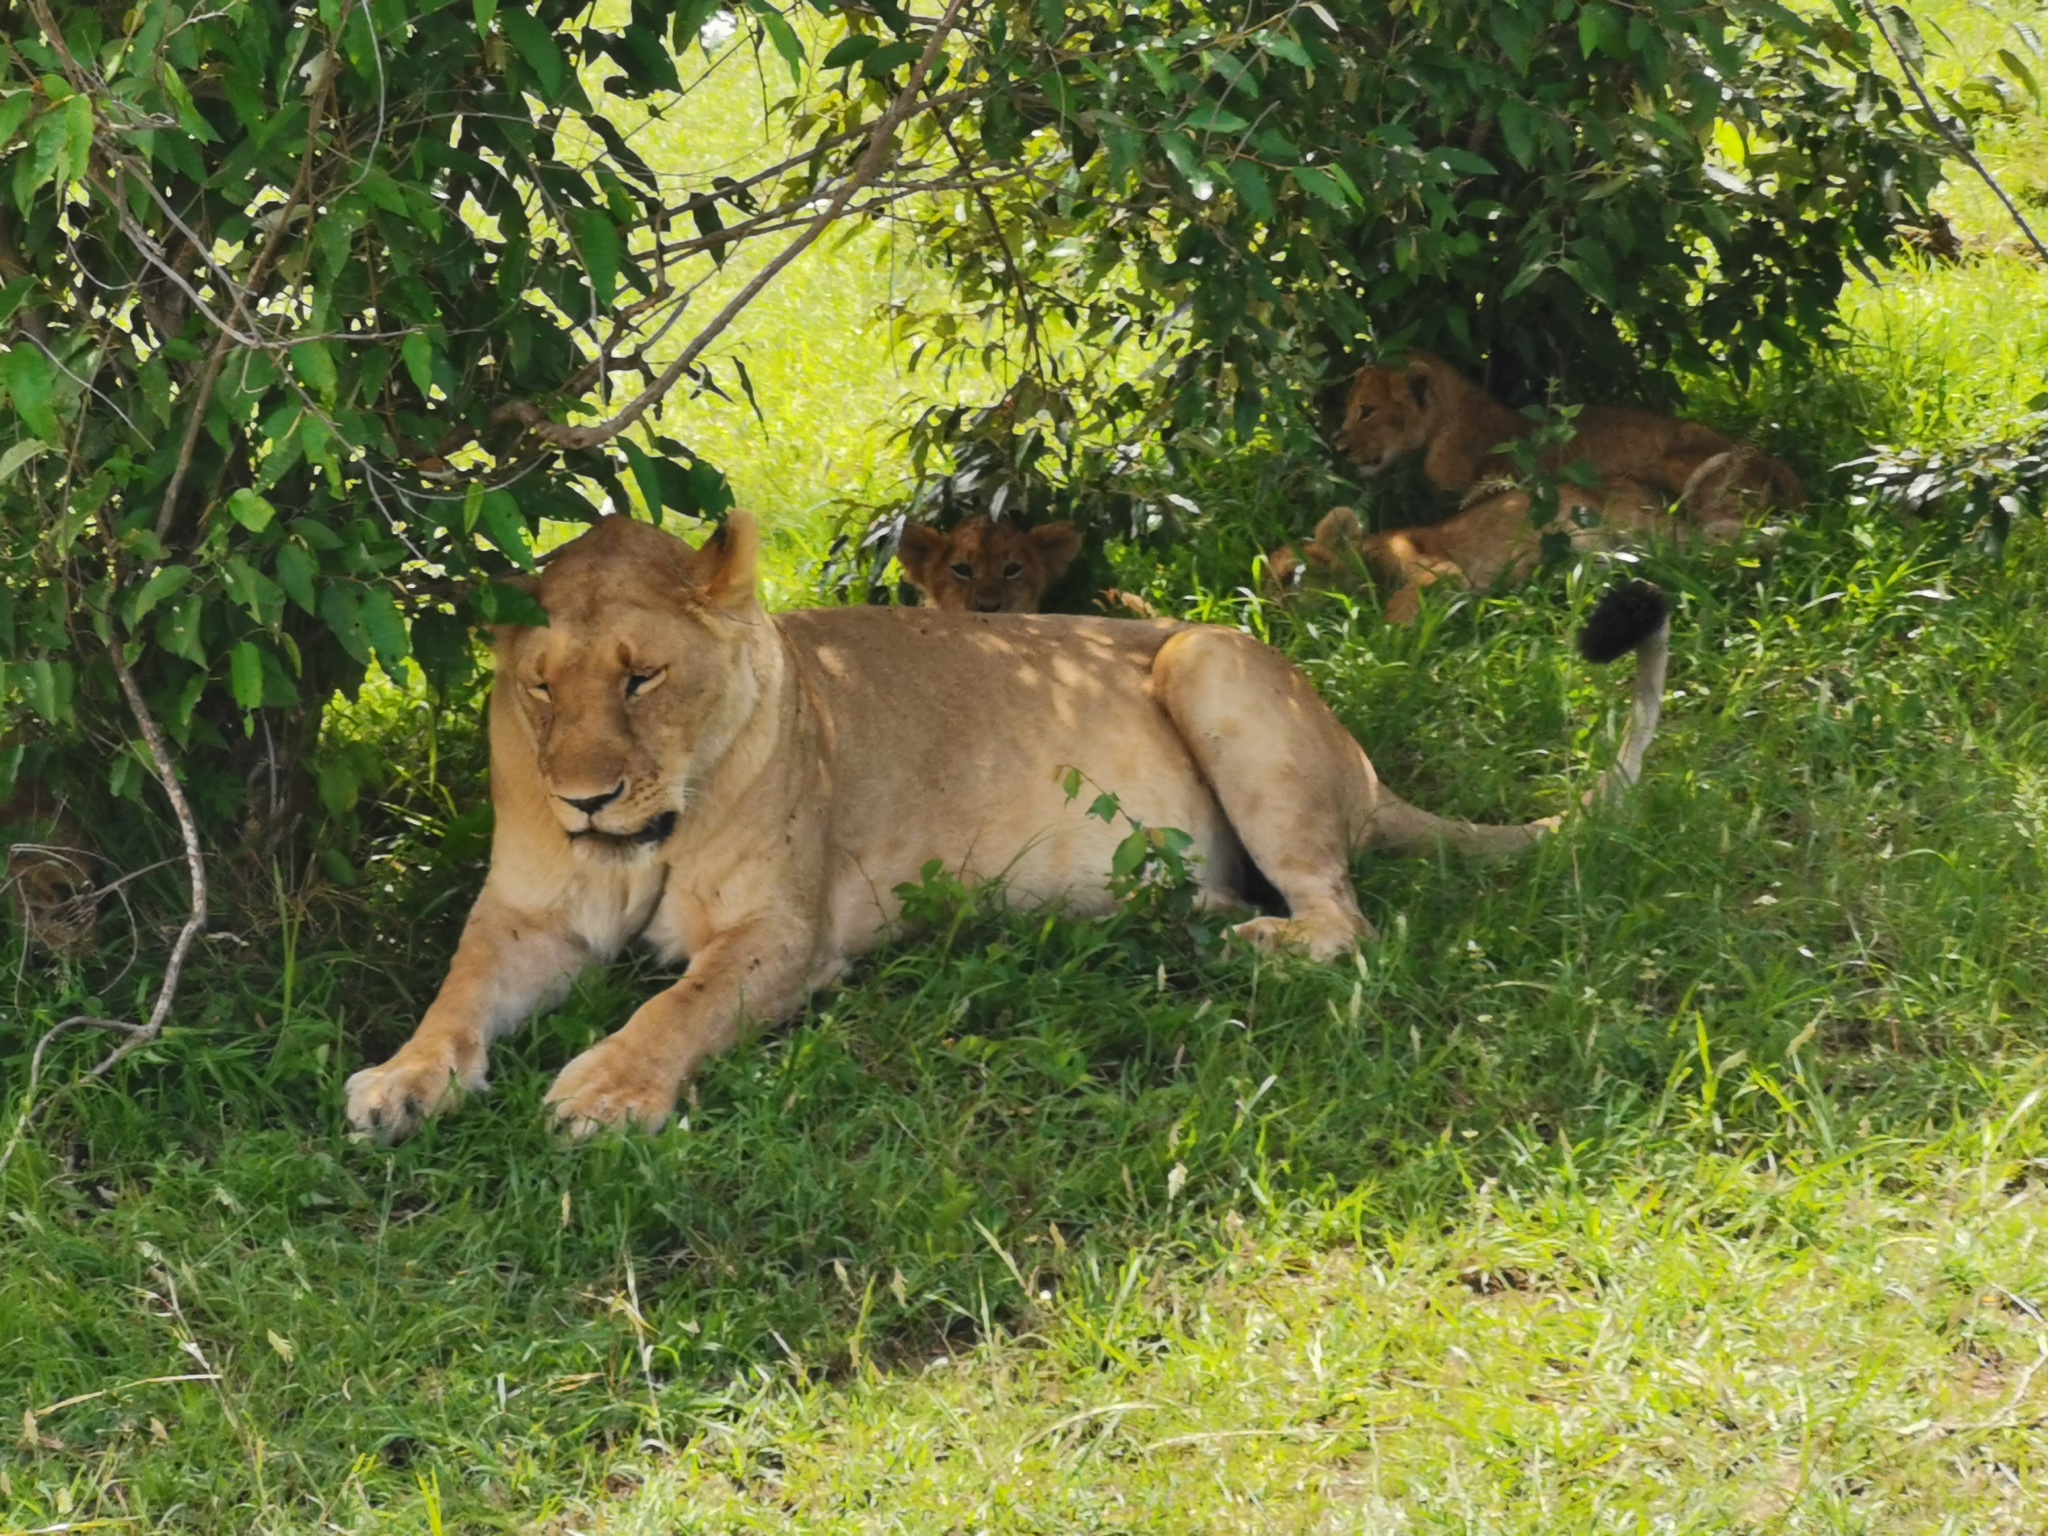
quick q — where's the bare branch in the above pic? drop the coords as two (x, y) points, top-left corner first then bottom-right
(501, 0), (975, 454)
(1861, 0), (2048, 269)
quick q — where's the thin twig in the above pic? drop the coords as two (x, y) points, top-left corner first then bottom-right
(1861, 0), (2048, 268)
(87, 639), (208, 1082)
(0, 640), (208, 1179)
(500, 0), (974, 453)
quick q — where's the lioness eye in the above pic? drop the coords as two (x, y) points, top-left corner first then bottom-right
(624, 670), (664, 698)
(528, 681), (551, 700)
(1003, 562), (1024, 579)
(950, 562), (973, 581)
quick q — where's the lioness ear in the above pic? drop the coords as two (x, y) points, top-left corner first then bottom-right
(1029, 521), (1082, 581)
(896, 524), (947, 590)
(693, 511), (760, 611)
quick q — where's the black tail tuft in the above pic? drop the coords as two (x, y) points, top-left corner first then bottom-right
(1578, 580), (1670, 664)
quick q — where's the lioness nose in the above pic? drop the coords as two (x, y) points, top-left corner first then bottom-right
(562, 784), (625, 815)
(973, 599), (1002, 613)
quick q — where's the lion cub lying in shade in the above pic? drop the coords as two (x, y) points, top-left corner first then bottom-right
(1270, 485), (1682, 625)
(344, 513), (1669, 1143)
(1335, 349), (1803, 540)
(897, 516), (1083, 613)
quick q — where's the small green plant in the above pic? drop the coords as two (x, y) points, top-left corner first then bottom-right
(1843, 406), (2048, 553)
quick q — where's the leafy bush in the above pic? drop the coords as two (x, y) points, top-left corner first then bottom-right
(907, 0), (1951, 435)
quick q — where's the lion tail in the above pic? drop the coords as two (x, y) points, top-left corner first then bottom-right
(1363, 580), (1671, 856)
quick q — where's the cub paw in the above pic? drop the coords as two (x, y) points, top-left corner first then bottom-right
(344, 1049), (480, 1144)
(544, 1038), (679, 1139)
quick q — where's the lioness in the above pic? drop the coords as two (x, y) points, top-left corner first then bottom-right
(1335, 350), (1803, 534)
(1270, 482), (1686, 626)
(897, 516), (1082, 613)
(345, 514), (1668, 1142)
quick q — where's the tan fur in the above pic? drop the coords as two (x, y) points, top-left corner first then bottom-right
(1334, 351), (1803, 529)
(897, 516), (1082, 613)
(345, 514), (1664, 1142)
(1270, 480), (1683, 625)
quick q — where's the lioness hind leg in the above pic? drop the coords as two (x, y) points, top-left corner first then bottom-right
(1151, 627), (1378, 961)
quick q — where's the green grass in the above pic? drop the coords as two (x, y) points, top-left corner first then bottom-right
(11, 510), (2048, 1532)
(11, 11), (2048, 1534)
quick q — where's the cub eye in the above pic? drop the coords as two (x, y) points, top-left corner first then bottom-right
(624, 669), (665, 699)
(1357, 406), (1376, 421)
(1002, 562), (1024, 580)
(949, 562), (973, 581)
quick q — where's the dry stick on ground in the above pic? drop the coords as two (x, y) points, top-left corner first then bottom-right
(0, 639), (208, 1178)
(1861, 0), (2048, 268)
(498, 0), (973, 453)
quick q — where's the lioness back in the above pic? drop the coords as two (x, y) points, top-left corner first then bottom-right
(774, 608), (1240, 942)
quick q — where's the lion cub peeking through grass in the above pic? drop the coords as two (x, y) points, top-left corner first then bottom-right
(897, 516), (1082, 612)
(345, 513), (1670, 1145)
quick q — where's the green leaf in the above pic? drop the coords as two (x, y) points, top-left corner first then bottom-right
(290, 340), (337, 402)
(1225, 159), (1276, 221)
(129, 563), (193, 625)
(620, 437), (666, 517)
(58, 94), (92, 186)
(1291, 164), (1349, 209)
(499, 4), (568, 97)
(401, 331), (435, 395)
(1, 344), (59, 441)
(478, 490), (534, 568)
(227, 487), (277, 532)
(0, 437), (48, 484)
(361, 589), (411, 673)
(474, 580), (549, 627)
(861, 39), (922, 78)
(821, 33), (880, 68)
(1999, 47), (2041, 107)
(222, 556), (285, 626)
(748, 0), (806, 82)
(1184, 102), (1251, 135)
(0, 91), (35, 149)
(274, 542), (319, 614)
(1260, 31), (1312, 69)
(571, 209), (622, 310)
(320, 583), (371, 664)
(159, 594), (207, 665)
(231, 641), (266, 711)
(1579, 1), (1626, 59)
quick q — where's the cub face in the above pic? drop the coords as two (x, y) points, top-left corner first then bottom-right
(1333, 357), (1438, 475)
(897, 516), (1082, 613)
(496, 515), (764, 846)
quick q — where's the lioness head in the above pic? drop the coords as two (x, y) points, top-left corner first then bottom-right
(897, 516), (1082, 613)
(495, 514), (766, 847)
(1333, 353), (1447, 475)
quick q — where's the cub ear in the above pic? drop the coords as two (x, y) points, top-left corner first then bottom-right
(1029, 521), (1082, 581)
(1406, 367), (1431, 410)
(1313, 506), (1365, 555)
(896, 523), (948, 591)
(692, 510), (760, 611)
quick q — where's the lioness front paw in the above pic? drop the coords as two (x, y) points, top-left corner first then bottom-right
(544, 1038), (679, 1138)
(1229, 911), (1374, 964)
(345, 1049), (481, 1144)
